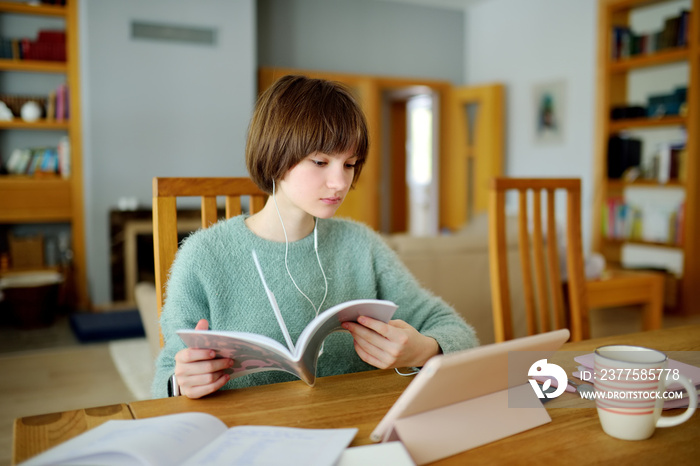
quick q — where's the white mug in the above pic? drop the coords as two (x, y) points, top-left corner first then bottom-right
(593, 345), (696, 440)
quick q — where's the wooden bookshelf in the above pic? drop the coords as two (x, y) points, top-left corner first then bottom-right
(0, 0), (88, 309)
(0, 119), (70, 130)
(0, 1), (66, 16)
(0, 177), (72, 222)
(608, 46), (689, 72)
(605, 238), (684, 250)
(0, 58), (67, 73)
(608, 115), (685, 131)
(606, 179), (685, 188)
(593, 0), (700, 315)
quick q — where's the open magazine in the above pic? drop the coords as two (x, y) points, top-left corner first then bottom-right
(178, 251), (397, 386)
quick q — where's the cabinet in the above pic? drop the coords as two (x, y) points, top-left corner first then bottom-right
(0, 0), (87, 310)
(593, 0), (699, 315)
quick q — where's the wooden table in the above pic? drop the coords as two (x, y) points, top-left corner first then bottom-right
(13, 324), (700, 465)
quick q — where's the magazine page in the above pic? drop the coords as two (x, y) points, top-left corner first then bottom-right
(20, 413), (226, 466)
(295, 299), (398, 383)
(177, 330), (303, 381)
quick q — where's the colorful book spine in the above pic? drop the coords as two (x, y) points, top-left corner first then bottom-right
(676, 201), (685, 246)
(57, 136), (70, 177)
(55, 84), (66, 121)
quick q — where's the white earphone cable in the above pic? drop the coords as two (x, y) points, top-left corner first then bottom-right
(272, 180), (328, 318)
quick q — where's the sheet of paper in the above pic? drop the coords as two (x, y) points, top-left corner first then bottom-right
(181, 426), (358, 466)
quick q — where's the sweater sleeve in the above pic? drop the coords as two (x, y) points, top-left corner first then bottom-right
(367, 229), (479, 354)
(151, 233), (213, 398)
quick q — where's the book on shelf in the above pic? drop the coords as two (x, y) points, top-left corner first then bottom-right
(5, 148), (31, 174)
(20, 412), (358, 466)
(611, 9), (689, 60)
(651, 142), (686, 184)
(676, 201), (685, 246)
(607, 135), (641, 179)
(57, 136), (70, 177)
(657, 143), (671, 184)
(11, 38), (20, 60)
(4, 145), (66, 177)
(0, 29), (66, 62)
(602, 197), (639, 241)
(669, 144), (686, 182)
(0, 38), (21, 60)
(178, 251), (398, 386)
(44, 84), (69, 121)
(39, 148), (59, 174)
(55, 84), (68, 122)
(26, 149), (44, 175)
(64, 84), (69, 120)
(46, 90), (55, 122)
(603, 197), (685, 246)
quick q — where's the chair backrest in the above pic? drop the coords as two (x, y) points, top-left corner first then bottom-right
(488, 178), (589, 342)
(152, 177), (267, 346)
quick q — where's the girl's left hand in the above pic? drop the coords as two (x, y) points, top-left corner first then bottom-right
(342, 317), (440, 369)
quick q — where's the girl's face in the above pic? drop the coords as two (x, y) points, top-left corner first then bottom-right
(277, 150), (358, 220)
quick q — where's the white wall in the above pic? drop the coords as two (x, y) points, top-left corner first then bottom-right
(81, 0), (256, 305)
(78, 0), (467, 307)
(464, 0), (597, 251)
(258, 0), (465, 83)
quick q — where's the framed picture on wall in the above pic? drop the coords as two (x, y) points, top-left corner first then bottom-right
(533, 80), (566, 145)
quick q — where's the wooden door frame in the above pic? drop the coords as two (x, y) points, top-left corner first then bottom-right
(387, 98), (408, 233)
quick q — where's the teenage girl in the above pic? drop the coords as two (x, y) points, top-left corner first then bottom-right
(152, 75), (478, 399)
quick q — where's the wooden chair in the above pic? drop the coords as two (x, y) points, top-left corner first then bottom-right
(152, 177), (267, 346)
(488, 178), (589, 342)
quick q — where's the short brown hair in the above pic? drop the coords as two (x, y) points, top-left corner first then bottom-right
(246, 75), (369, 194)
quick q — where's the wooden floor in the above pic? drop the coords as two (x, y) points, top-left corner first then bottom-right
(1, 309), (700, 466)
(0, 319), (142, 466)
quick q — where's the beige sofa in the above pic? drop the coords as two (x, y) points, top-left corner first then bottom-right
(384, 215), (527, 345)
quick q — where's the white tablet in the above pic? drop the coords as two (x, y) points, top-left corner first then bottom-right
(370, 329), (570, 443)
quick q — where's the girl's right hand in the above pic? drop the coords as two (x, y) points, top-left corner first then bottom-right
(173, 319), (234, 399)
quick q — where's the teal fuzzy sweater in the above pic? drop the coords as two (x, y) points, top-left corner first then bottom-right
(152, 216), (478, 398)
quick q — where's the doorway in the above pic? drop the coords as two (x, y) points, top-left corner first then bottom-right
(382, 88), (439, 236)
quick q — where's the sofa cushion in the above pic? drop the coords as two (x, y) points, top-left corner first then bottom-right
(386, 214), (518, 255)
(383, 221), (529, 345)
(453, 213), (519, 248)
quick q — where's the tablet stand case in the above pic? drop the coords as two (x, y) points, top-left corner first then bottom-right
(372, 330), (571, 465)
(386, 384), (551, 465)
